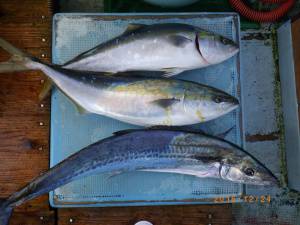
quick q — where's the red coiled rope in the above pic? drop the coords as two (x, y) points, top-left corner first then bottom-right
(229, 0), (295, 22)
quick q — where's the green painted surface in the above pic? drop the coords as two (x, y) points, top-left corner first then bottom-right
(270, 27), (288, 187)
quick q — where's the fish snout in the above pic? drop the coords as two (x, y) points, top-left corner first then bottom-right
(258, 169), (280, 187)
(197, 35), (239, 65)
(213, 94), (239, 112)
(215, 95), (239, 105)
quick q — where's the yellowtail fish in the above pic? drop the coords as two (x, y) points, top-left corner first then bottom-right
(63, 23), (239, 76)
(0, 38), (238, 126)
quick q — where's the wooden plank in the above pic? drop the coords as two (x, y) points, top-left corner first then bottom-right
(9, 210), (55, 225)
(58, 205), (232, 225)
(0, 0), (54, 224)
(0, 0), (52, 22)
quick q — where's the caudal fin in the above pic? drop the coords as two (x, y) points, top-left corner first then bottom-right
(0, 37), (35, 73)
(0, 199), (13, 225)
(0, 37), (53, 100)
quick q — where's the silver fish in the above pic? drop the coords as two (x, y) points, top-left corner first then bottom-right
(0, 38), (239, 126)
(63, 23), (239, 76)
(0, 129), (278, 225)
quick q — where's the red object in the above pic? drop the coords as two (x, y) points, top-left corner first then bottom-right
(229, 0), (295, 22)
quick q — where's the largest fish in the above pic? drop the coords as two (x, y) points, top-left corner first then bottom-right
(62, 23), (239, 76)
(0, 38), (238, 126)
(0, 128), (278, 225)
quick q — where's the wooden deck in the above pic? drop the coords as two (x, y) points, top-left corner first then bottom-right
(0, 1), (232, 224)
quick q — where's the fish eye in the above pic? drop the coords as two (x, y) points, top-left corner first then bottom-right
(244, 168), (255, 177)
(214, 96), (223, 103)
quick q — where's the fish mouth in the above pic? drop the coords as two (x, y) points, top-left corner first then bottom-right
(260, 170), (280, 187)
(229, 44), (239, 57)
(264, 176), (280, 186)
(222, 95), (239, 105)
(248, 175), (279, 186)
(216, 94), (239, 107)
(231, 96), (239, 106)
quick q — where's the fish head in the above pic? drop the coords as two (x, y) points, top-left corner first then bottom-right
(220, 153), (279, 186)
(184, 85), (239, 122)
(197, 31), (239, 65)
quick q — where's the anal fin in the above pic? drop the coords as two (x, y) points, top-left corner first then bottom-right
(161, 67), (184, 77)
(38, 78), (53, 101)
(75, 104), (89, 115)
(123, 23), (146, 34)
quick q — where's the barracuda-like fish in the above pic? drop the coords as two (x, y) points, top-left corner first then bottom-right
(0, 38), (238, 126)
(63, 23), (239, 76)
(0, 129), (278, 225)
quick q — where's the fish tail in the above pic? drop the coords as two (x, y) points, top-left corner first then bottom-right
(0, 37), (52, 100)
(0, 37), (43, 73)
(0, 199), (13, 225)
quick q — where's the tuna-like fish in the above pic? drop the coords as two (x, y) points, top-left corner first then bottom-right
(0, 38), (238, 126)
(0, 128), (278, 225)
(63, 23), (239, 76)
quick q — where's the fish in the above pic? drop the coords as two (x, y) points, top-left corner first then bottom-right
(0, 38), (239, 126)
(0, 128), (278, 225)
(63, 23), (239, 76)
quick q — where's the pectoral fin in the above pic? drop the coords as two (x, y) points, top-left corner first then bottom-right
(168, 35), (193, 47)
(151, 98), (180, 108)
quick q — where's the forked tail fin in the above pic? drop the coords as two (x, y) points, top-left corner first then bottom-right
(0, 37), (53, 100)
(0, 37), (38, 73)
(0, 199), (13, 225)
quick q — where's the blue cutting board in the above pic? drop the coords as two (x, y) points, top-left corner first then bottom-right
(50, 13), (243, 207)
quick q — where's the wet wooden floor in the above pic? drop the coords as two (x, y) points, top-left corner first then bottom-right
(0, 1), (232, 224)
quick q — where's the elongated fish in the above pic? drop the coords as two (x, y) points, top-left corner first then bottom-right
(0, 129), (278, 225)
(0, 38), (238, 126)
(63, 23), (239, 76)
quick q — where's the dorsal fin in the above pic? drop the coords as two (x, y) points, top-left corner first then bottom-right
(113, 126), (234, 139)
(147, 126), (234, 139)
(113, 129), (142, 136)
(113, 126), (205, 137)
(147, 126), (206, 134)
(123, 23), (146, 34)
(110, 70), (169, 78)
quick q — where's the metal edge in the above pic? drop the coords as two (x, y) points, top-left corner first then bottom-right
(53, 12), (240, 17)
(232, 14), (247, 197)
(52, 193), (243, 208)
(49, 15), (61, 208)
(277, 20), (300, 191)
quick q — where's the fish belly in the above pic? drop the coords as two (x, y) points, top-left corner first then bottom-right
(65, 38), (207, 72)
(91, 91), (201, 126)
